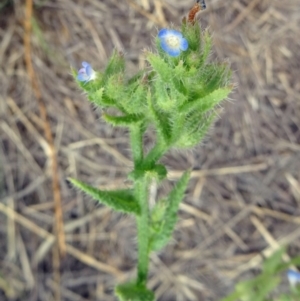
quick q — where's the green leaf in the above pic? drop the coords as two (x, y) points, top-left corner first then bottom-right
(205, 64), (231, 92)
(151, 199), (167, 224)
(255, 276), (280, 301)
(150, 171), (190, 251)
(262, 248), (286, 274)
(147, 164), (167, 181)
(284, 256), (300, 265)
(124, 83), (147, 114)
(104, 74), (125, 106)
(103, 113), (143, 127)
(128, 164), (167, 182)
(222, 272), (280, 301)
(221, 249), (300, 301)
(181, 87), (232, 114)
(130, 123), (146, 165)
(142, 142), (168, 169)
(127, 70), (145, 85)
(154, 79), (172, 111)
(220, 290), (242, 301)
(149, 200), (167, 244)
(174, 112), (216, 148)
(182, 22), (201, 52)
(104, 50), (125, 78)
(277, 255), (300, 272)
(68, 178), (140, 215)
(147, 93), (172, 144)
(185, 63), (230, 104)
(115, 282), (155, 301)
(277, 295), (293, 301)
(147, 52), (173, 83)
(88, 87), (110, 107)
(200, 29), (213, 65)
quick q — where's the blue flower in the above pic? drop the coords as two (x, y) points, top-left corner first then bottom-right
(77, 62), (96, 82)
(158, 29), (188, 57)
(287, 269), (300, 286)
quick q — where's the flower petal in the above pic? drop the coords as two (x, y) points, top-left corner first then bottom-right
(82, 61), (90, 67)
(167, 29), (183, 39)
(160, 38), (181, 57)
(77, 73), (89, 82)
(158, 28), (188, 56)
(160, 38), (174, 54)
(166, 48), (181, 57)
(78, 68), (86, 74)
(158, 29), (169, 38)
(287, 269), (300, 286)
(86, 64), (93, 77)
(180, 38), (188, 51)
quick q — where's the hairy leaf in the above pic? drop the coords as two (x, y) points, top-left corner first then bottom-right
(128, 164), (167, 182)
(104, 50), (125, 78)
(181, 87), (232, 114)
(147, 94), (172, 145)
(69, 178), (140, 215)
(146, 52), (173, 83)
(115, 282), (155, 301)
(124, 83), (147, 114)
(103, 113), (143, 127)
(150, 171), (190, 251)
(174, 112), (216, 148)
(263, 248), (286, 274)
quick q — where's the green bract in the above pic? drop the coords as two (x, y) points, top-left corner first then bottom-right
(71, 22), (232, 301)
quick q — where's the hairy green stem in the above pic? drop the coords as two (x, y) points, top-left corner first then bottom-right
(143, 141), (167, 168)
(130, 124), (151, 285)
(130, 125), (144, 165)
(135, 177), (149, 285)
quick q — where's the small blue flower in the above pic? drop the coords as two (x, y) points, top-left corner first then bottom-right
(77, 62), (96, 82)
(287, 269), (300, 286)
(158, 29), (188, 57)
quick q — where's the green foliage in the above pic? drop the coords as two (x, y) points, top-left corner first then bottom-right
(115, 282), (155, 301)
(128, 164), (167, 182)
(104, 50), (125, 78)
(72, 18), (233, 301)
(180, 86), (232, 114)
(149, 171), (190, 251)
(145, 25), (231, 149)
(73, 22), (232, 152)
(182, 21), (201, 52)
(174, 111), (216, 148)
(129, 124), (146, 165)
(221, 249), (300, 301)
(68, 178), (140, 215)
(103, 113), (143, 127)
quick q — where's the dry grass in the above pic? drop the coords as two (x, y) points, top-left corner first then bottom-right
(0, 0), (300, 300)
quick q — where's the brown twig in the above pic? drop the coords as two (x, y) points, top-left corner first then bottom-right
(23, 1), (65, 300)
(187, 0), (206, 24)
(24, 0), (65, 256)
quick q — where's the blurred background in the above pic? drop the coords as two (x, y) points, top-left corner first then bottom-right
(0, 0), (300, 300)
